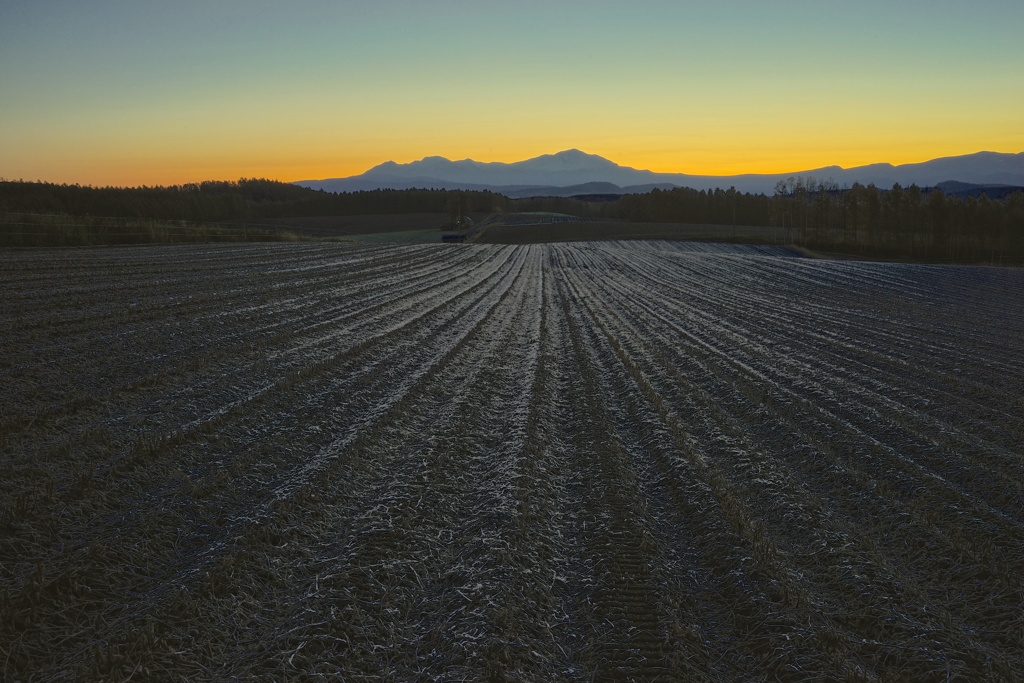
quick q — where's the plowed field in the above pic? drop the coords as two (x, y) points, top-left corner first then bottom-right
(2, 241), (1023, 681)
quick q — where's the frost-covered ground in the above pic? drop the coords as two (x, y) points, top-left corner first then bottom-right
(2, 241), (1023, 681)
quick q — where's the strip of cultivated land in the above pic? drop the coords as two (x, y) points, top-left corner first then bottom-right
(476, 220), (787, 245)
(2, 241), (1022, 681)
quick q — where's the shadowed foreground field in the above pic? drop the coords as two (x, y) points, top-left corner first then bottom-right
(2, 241), (1023, 680)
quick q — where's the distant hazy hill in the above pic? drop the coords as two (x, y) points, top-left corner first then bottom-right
(934, 180), (1024, 200)
(296, 149), (1024, 196)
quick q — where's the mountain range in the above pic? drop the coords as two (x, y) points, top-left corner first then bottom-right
(295, 149), (1024, 197)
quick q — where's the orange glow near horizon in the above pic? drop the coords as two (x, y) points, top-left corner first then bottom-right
(8, 137), (1023, 189)
(6, 86), (1023, 187)
(4, 120), (1023, 188)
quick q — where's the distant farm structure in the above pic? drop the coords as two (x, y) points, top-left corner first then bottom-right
(441, 214), (475, 242)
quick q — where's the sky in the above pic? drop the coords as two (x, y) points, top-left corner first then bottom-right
(2, 0), (1023, 187)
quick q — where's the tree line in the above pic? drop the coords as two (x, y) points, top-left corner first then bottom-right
(607, 178), (1024, 262)
(2, 177), (1022, 261)
(0, 179), (505, 223)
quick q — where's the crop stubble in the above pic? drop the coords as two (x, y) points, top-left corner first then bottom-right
(1, 241), (1022, 681)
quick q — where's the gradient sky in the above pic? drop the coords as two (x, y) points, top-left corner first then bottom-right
(2, 0), (1023, 186)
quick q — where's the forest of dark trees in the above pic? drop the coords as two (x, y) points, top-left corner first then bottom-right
(608, 178), (1024, 262)
(0, 178), (505, 222)
(510, 178), (1024, 261)
(2, 177), (1022, 261)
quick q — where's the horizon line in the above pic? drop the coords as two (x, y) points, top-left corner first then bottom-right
(4, 148), (1023, 190)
